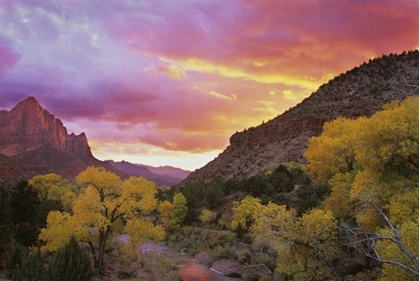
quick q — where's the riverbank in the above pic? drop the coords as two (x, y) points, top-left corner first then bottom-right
(139, 241), (240, 281)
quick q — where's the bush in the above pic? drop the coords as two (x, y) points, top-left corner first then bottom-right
(253, 252), (277, 271)
(47, 235), (94, 281)
(9, 236), (94, 281)
(9, 248), (45, 281)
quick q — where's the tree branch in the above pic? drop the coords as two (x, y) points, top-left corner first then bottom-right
(366, 199), (419, 272)
(340, 199), (419, 277)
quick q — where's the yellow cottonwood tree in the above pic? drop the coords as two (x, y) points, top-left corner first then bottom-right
(29, 173), (76, 210)
(304, 117), (360, 185)
(250, 203), (339, 280)
(159, 200), (173, 228)
(305, 96), (419, 278)
(39, 167), (165, 277)
(231, 195), (261, 231)
(199, 208), (217, 225)
(250, 202), (296, 250)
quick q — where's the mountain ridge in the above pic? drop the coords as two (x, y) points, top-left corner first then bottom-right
(106, 160), (190, 187)
(0, 97), (126, 185)
(182, 50), (419, 184)
(0, 97), (190, 187)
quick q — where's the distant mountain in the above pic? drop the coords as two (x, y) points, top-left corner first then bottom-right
(137, 164), (190, 179)
(106, 160), (190, 187)
(0, 97), (126, 185)
(183, 50), (419, 184)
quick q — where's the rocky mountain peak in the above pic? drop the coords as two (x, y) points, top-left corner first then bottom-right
(0, 97), (124, 184)
(15, 96), (40, 107)
(1, 96), (68, 153)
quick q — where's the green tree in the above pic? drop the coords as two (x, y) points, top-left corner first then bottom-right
(0, 185), (12, 262)
(48, 235), (94, 281)
(9, 249), (45, 281)
(6, 245), (25, 278)
(231, 196), (261, 231)
(270, 164), (294, 192)
(10, 181), (40, 247)
(168, 193), (188, 231)
(39, 167), (165, 277)
(9, 236), (94, 281)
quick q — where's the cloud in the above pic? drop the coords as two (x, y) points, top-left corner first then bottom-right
(0, 43), (20, 76)
(208, 90), (236, 101)
(0, 0), (417, 168)
(154, 63), (187, 80)
(99, 0), (417, 88)
(282, 90), (298, 101)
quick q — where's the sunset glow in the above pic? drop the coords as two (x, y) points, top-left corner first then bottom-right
(0, 0), (418, 170)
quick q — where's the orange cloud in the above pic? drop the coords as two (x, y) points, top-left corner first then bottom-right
(154, 63), (188, 80)
(1, 0), (417, 169)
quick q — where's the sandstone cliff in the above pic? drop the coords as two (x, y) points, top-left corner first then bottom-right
(0, 97), (125, 185)
(0, 97), (90, 157)
(183, 50), (419, 183)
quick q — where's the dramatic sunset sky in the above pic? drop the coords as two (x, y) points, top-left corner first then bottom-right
(0, 0), (418, 170)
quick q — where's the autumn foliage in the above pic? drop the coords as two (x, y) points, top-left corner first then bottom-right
(305, 96), (419, 280)
(3, 96), (418, 280)
(38, 167), (165, 277)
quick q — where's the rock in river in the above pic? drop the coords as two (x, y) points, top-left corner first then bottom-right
(210, 259), (241, 277)
(241, 264), (272, 281)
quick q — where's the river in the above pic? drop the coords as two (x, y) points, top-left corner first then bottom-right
(139, 241), (240, 281)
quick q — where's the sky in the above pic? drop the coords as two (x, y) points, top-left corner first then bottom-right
(0, 0), (418, 171)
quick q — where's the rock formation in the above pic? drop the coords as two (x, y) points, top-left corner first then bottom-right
(0, 97), (125, 185)
(210, 259), (242, 277)
(241, 264), (272, 281)
(183, 50), (419, 183)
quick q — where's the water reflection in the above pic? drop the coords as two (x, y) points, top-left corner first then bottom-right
(179, 261), (240, 281)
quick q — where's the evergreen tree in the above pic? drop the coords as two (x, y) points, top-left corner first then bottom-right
(6, 245), (25, 278)
(9, 236), (94, 281)
(10, 180), (40, 246)
(0, 185), (13, 262)
(10, 249), (45, 281)
(47, 235), (94, 281)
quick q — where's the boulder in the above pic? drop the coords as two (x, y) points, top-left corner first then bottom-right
(241, 264), (272, 281)
(194, 252), (212, 265)
(210, 259), (242, 277)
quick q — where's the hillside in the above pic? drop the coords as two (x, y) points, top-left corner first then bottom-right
(106, 160), (190, 187)
(183, 50), (419, 183)
(0, 97), (126, 185)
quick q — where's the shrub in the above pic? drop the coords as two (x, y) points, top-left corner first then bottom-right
(47, 235), (94, 281)
(9, 248), (45, 281)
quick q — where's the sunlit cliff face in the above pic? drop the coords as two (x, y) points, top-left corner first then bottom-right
(0, 0), (418, 169)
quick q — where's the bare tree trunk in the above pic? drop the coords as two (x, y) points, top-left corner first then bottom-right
(87, 241), (98, 277)
(97, 226), (110, 277)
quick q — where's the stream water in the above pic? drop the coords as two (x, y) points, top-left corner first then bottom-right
(139, 241), (240, 281)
